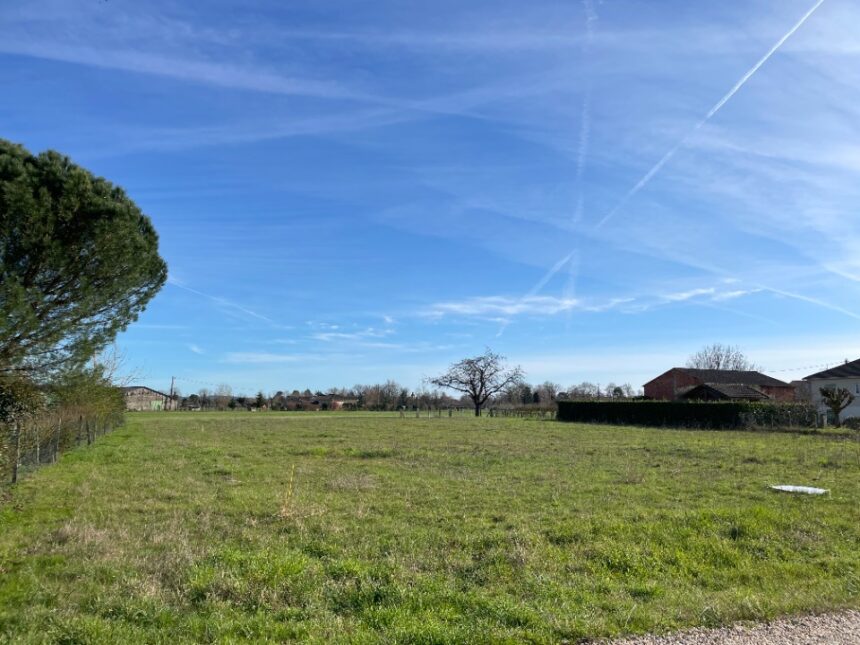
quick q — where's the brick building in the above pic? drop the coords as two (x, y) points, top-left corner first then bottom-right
(643, 368), (795, 402)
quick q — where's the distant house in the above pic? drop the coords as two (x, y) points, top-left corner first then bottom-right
(643, 368), (795, 402)
(276, 393), (359, 411)
(121, 386), (176, 411)
(804, 359), (860, 421)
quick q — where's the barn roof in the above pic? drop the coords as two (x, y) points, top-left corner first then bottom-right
(679, 369), (789, 387)
(121, 385), (173, 398)
(682, 383), (770, 401)
(644, 368), (789, 388)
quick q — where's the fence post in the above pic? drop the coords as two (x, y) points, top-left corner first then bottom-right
(53, 419), (61, 463)
(11, 422), (20, 484)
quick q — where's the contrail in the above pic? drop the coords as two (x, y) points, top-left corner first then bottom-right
(760, 286), (860, 322)
(495, 251), (576, 336)
(521, 0), (826, 297)
(572, 89), (591, 224)
(573, 0), (598, 225)
(168, 278), (277, 325)
(496, 3), (597, 336)
(595, 0), (825, 229)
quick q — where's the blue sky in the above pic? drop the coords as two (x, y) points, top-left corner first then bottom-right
(2, 0), (859, 395)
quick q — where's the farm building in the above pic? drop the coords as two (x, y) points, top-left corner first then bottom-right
(804, 358), (860, 421)
(121, 386), (176, 411)
(643, 368), (795, 402)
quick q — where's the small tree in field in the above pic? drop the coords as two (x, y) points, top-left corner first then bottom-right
(819, 387), (854, 427)
(429, 349), (524, 417)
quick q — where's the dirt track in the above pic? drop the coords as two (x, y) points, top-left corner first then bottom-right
(607, 611), (860, 644)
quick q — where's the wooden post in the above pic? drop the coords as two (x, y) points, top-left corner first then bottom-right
(11, 422), (20, 484)
(53, 419), (61, 463)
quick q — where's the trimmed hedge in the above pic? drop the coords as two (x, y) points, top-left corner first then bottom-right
(556, 400), (817, 429)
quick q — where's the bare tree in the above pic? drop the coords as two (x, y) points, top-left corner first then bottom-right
(92, 344), (138, 386)
(429, 349), (524, 416)
(819, 387), (854, 427)
(536, 381), (562, 404)
(686, 344), (758, 371)
(567, 382), (600, 399)
(214, 384), (232, 411)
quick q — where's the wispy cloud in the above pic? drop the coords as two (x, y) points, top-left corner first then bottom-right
(0, 38), (363, 101)
(222, 352), (316, 364)
(187, 343), (205, 355)
(433, 284), (763, 320)
(429, 295), (631, 318)
(311, 328), (393, 342)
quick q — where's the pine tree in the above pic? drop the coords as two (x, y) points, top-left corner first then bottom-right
(0, 139), (167, 377)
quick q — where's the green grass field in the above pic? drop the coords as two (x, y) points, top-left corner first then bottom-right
(1, 413), (858, 643)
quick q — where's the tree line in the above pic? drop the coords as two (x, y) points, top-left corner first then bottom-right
(174, 378), (640, 413)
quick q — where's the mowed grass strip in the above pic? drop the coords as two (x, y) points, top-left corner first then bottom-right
(0, 413), (858, 643)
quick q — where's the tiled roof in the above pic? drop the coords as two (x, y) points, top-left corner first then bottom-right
(678, 368), (789, 387)
(804, 358), (860, 380)
(681, 383), (769, 401)
(706, 383), (770, 399)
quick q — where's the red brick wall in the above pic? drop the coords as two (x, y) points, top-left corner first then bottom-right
(644, 369), (703, 400)
(760, 385), (795, 402)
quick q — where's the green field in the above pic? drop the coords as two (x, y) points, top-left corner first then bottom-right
(1, 413), (858, 643)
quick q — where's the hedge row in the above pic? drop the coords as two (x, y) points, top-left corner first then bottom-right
(556, 400), (817, 429)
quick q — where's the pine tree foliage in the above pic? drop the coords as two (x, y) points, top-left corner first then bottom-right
(0, 139), (167, 376)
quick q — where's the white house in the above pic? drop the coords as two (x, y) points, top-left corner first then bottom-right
(804, 359), (860, 423)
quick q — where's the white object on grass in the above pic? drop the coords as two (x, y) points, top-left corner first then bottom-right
(770, 485), (829, 495)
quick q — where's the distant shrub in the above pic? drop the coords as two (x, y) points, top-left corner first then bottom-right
(557, 400), (816, 429)
(841, 417), (860, 431)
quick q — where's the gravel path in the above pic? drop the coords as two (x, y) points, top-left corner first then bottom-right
(605, 610), (860, 644)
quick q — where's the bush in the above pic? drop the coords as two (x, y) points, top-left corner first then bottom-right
(557, 400), (816, 429)
(842, 417), (860, 431)
(1, 368), (125, 484)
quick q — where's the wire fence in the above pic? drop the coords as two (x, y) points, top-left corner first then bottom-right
(1, 406), (124, 485)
